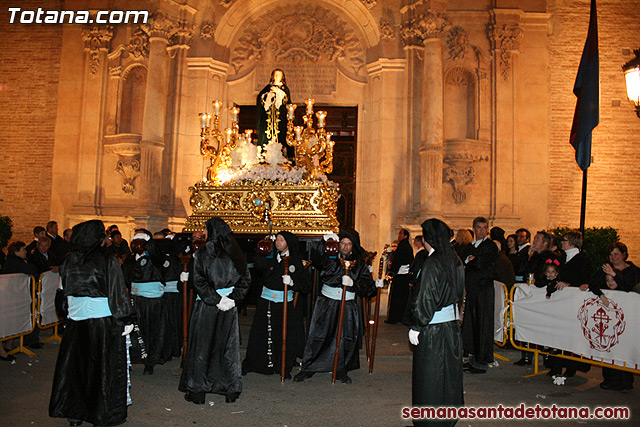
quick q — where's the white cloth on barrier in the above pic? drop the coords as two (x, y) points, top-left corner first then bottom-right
(40, 271), (62, 326)
(494, 281), (508, 342)
(0, 273), (33, 338)
(512, 283), (640, 369)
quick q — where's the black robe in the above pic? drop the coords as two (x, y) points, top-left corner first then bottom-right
(408, 253), (464, 427)
(122, 252), (172, 367)
(49, 220), (135, 426)
(299, 243), (375, 375)
(387, 238), (414, 323)
(179, 235), (250, 398)
(461, 238), (498, 367)
(256, 83), (293, 156)
(242, 246), (311, 377)
(156, 239), (184, 359)
(401, 248), (429, 325)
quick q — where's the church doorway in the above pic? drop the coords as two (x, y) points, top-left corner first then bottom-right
(238, 105), (357, 230)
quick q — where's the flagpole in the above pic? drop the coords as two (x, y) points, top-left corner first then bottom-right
(579, 169), (587, 236)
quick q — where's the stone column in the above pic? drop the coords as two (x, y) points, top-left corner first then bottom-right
(76, 25), (113, 208)
(416, 9), (448, 216)
(138, 12), (175, 213)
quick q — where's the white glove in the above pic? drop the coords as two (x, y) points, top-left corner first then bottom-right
(409, 329), (420, 346)
(375, 279), (384, 288)
(122, 324), (134, 336)
(323, 233), (339, 242)
(282, 275), (292, 286)
(216, 295), (236, 312)
(368, 265), (374, 273)
(180, 272), (189, 282)
(342, 275), (353, 287)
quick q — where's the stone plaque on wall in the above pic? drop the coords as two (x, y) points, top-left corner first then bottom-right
(255, 62), (337, 97)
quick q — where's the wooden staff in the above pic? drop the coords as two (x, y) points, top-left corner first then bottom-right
(369, 250), (386, 374)
(178, 253), (192, 360)
(332, 259), (355, 384)
(362, 251), (377, 362)
(280, 255), (291, 382)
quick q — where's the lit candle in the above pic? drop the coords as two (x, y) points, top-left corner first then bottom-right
(200, 113), (207, 129)
(213, 100), (222, 116)
(230, 106), (240, 123)
(245, 129), (253, 141)
(305, 98), (314, 115)
(286, 103), (297, 120)
(316, 111), (327, 128)
(326, 132), (333, 146)
(294, 126), (303, 141)
(225, 128), (233, 144)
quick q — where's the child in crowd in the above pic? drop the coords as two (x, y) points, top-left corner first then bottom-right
(543, 259), (561, 299)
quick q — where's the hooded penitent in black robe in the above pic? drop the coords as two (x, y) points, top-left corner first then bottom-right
(387, 237), (414, 324)
(179, 218), (250, 402)
(256, 82), (292, 154)
(155, 238), (184, 359)
(49, 220), (135, 426)
(408, 219), (464, 427)
(122, 242), (172, 369)
(295, 229), (375, 381)
(242, 231), (311, 377)
(461, 237), (498, 368)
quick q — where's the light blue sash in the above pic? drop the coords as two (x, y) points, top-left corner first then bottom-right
(164, 280), (179, 293)
(196, 286), (235, 301)
(321, 284), (355, 301)
(261, 287), (294, 303)
(429, 304), (459, 325)
(68, 296), (112, 321)
(131, 281), (164, 298)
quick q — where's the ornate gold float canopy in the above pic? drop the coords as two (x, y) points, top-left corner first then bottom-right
(184, 100), (340, 236)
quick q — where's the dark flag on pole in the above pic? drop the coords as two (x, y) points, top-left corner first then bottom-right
(569, 0), (599, 171)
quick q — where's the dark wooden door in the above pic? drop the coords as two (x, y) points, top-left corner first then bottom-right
(238, 105), (357, 230)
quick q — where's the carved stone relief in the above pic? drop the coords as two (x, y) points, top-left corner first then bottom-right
(230, 4), (366, 84)
(219, 0), (233, 8)
(127, 26), (149, 58)
(488, 24), (523, 80)
(81, 25), (113, 75)
(447, 26), (468, 60)
(380, 21), (395, 40)
(114, 156), (141, 195)
(360, 0), (377, 9)
(200, 21), (215, 40)
(142, 11), (176, 40)
(443, 165), (475, 204)
(400, 9), (449, 47)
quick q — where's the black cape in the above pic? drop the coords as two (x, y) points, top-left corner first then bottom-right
(387, 238), (414, 323)
(179, 218), (250, 398)
(49, 220), (135, 426)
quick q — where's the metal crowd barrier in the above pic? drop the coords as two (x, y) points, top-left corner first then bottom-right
(0, 272), (63, 357)
(506, 283), (640, 377)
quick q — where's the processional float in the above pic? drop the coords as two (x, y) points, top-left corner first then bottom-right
(182, 100), (384, 379)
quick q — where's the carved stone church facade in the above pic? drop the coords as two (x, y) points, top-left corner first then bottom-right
(1, 0), (639, 255)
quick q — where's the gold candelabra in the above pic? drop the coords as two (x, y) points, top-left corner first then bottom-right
(285, 99), (334, 181)
(199, 101), (241, 185)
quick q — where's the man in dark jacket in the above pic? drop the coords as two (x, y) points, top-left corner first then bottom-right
(386, 228), (414, 324)
(461, 217), (498, 374)
(2, 241), (38, 276)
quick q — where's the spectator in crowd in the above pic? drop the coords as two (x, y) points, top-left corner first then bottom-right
(26, 226), (46, 256)
(490, 227), (507, 253)
(514, 228), (531, 279)
(109, 230), (131, 263)
(588, 242), (640, 391)
(492, 236), (515, 291)
(2, 241), (37, 276)
(453, 228), (473, 261)
(524, 231), (565, 284)
(28, 236), (59, 275)
(56, 228), (73, 262)
(462, 217), (498, 374)
(46, 221), (64, 259)
(505, 234), (519, 272)
(541, 260), (561, 299)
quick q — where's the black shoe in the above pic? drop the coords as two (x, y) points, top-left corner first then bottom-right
(514, 357), (532, 366)
(225, 392), (240, 403)
(27, 343), (43, 350)
(143, 365), (154, 375)
(465, 366), (486, 374)
(293, 371), (314, 382)
(462, 362), (472, 370)
(68, 420), (83, 426)
(0, 354), (15, 362)
(547, 368), (562, 377)
(599, 381), (616, 390)
(336, 373), (352, 384)
(184, 392), (205, 405)
(563, 368), (577, 378)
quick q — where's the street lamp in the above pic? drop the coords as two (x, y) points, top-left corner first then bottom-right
(622, 49), (640, 118)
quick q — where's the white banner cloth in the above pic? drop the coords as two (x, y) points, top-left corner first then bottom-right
(40, 271), (62, 326)
(512, 283), (640, 369)
(0, 273), (33, 338)
(494, 281), (508, 342)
